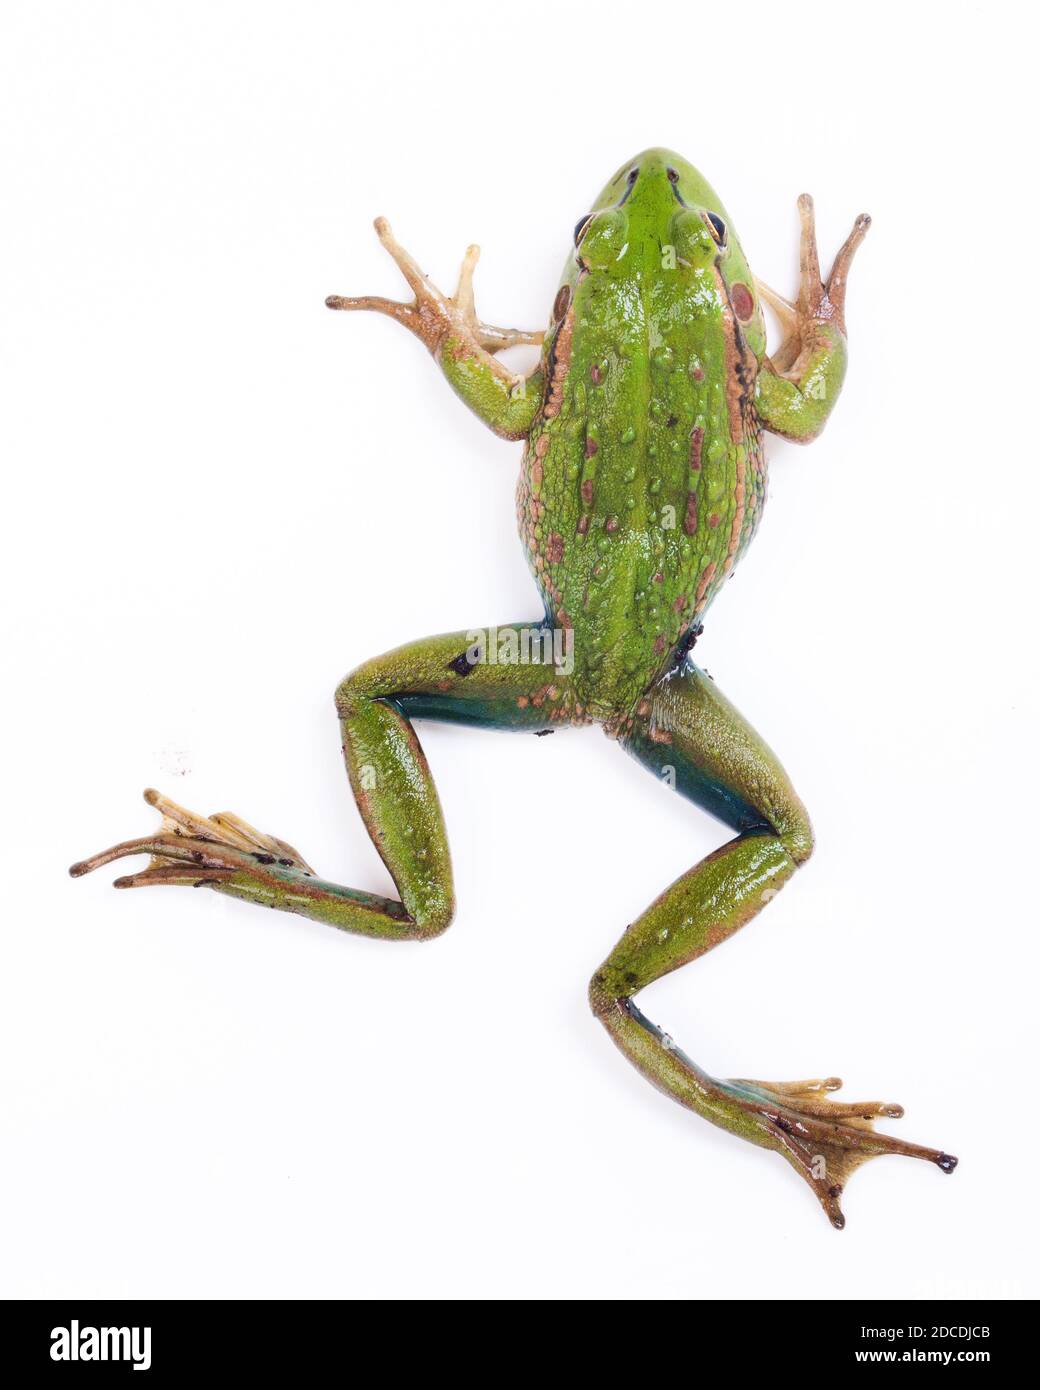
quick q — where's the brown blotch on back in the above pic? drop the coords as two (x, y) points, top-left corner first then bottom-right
(546, 532), (564, 564)
(585, 437), (598, 458)
(689, 425), (704, 471)
(543, 305), (575, 419)
(683, 490), (699, 535)
(581, 479), (595, 505)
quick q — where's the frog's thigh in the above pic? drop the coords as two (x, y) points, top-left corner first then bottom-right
(332, 621), (576, 929)
(620, 661), (813, 860)
(335, 621), (577, 733)
(594, 663), (813, 1002)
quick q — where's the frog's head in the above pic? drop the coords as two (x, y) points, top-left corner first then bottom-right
(565, 147), (765, 357)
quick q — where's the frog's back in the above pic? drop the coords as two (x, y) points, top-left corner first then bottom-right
(516, 150), (768, 722)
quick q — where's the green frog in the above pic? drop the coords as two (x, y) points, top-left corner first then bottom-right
(72, 148), (956, 1228)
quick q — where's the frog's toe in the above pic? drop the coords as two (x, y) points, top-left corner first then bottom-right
(69, 787), (316, 886)
(724, 1075), (957, 1230)
(732, 1075), (906, 1120)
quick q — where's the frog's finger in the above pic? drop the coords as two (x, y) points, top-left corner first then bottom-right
(826, 212), (872, 327)
(324, 292), (418, 332)
(796, 192), (822, 312)
(454, 243), (479, 318)
(474, 322), (545, 351)
(371, 216), (442, 301)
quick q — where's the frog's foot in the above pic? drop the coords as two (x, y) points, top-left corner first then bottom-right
(755, 194), (870, 377)
(326, 218), (543, 382)
(69, 788), (317, 888)
(725, 1075), (957, 1230)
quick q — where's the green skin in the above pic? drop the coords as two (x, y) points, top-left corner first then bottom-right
(72, 149), (956, 1229)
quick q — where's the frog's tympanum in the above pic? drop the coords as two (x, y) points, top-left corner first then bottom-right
(73, 150), (956, 1227)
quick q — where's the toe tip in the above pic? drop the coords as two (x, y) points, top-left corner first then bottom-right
(937, 1152), (958, 1174)
(68, 861), (87, 878)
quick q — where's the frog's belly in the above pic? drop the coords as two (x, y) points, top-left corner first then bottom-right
(516, 422), (766, 716)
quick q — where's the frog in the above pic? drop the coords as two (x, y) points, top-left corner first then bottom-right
(71, 148), (957, 1228)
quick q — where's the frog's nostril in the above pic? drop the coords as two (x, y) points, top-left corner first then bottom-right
(617, 167), (640, 207)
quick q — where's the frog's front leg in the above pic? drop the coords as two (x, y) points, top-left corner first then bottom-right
(70, 623), (576, 937)
(590, 663), (956, 1229)
(327, 219), (545, 440)
(753, 195), (870, 442)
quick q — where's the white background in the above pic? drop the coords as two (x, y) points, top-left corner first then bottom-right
(2, 0), (1037, 1300)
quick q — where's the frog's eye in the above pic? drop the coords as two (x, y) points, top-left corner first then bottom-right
(573, 215), (594, 247)
(704, 212), (728, 248)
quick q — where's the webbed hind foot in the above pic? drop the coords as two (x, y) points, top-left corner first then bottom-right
(69, 788), (317, 888)
(724, 1075), (957, 1230)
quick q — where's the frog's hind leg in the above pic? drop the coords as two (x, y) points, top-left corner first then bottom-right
(590, 663), (956, 1229)
(71, 621), (579, 940)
